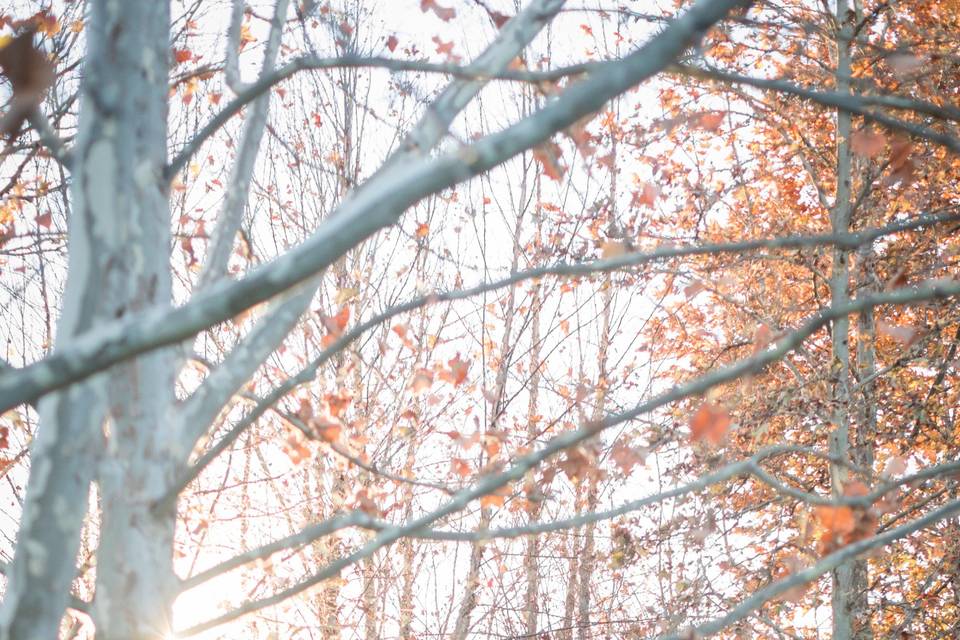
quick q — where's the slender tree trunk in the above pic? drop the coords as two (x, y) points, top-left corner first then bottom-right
(829, 3), (871, 638)
(398, 439), (418, 640)
(575, 284), (612, 640)
(523, 277), (543, 636)
(560, 483), (581, 640)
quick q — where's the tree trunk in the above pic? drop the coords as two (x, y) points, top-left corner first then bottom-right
(84, 1), (179, 637)
(829, 3), (871, 638)
(1, 1), (176, 638)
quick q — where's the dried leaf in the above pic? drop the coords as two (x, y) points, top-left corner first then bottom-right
(532, 142), (566, 181)
(0, 28), (55, 140)
(438, 354), (470, 386)
(410, 369), (434, 394)
(888, 52), (924, 77)
(450, 457), (471, 478)
(611, 441), (646, 475)
(632, 182), (659, 209)
(420, 0), (456, 22)
(693, 111), (724, 131)
(173, 48), (192, 64)
(689, 402), (731, 445)
(882, 456), (907, 478)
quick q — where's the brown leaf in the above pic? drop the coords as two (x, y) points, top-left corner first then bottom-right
(611, 441), (646, 475)
(882, 456), (907, 478)
(532, 142), (566, 181)
(885, 137), (915, 186)
(0, 28), (55, 140)
(683, 281), (705, 300)
(752, 323), (773, 353)
(558, 446), (600, 483)
(386, 35), (399, 52)
(488, 11), (511, 28)
(354, 489), (379, 516)
(420, 0), (456, 22)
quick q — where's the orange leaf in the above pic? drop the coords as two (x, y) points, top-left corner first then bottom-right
(438, 354), (470, 386)
(483, 435), (501, 458)
(173, 48), (192, 64)
(321, 306), (350, 336)
(815, 505), (856, 537)
(843, 481), (870, 498)
(689, 402), (731, 445)
(324, 393), (351, 418)
(431, 36), (455, 57)
(479, 493), (505, 509)
(694, 111), (724, 131)
(386, 35), (399, 52)
(416, 222), (430, 238)
(310, 417), (342, 443)
(450, 457), (471, 478)
(532, 142), (566, 181)
(410, 369), (434, 394)
(632, 182), (659, 209)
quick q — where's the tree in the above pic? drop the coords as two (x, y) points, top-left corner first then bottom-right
(0, 0), (957, 638)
